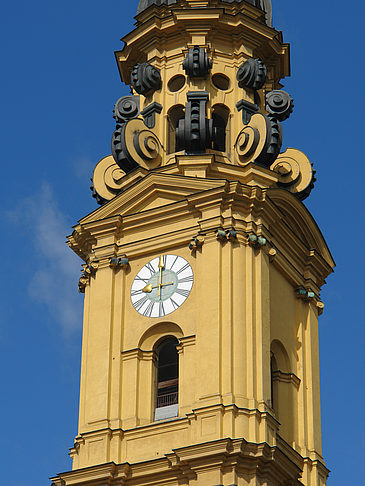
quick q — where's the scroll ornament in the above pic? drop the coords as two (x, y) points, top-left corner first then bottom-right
(113, 95), (140, 123)
(237, 58), (267, 90)
(91, 155), (125, 205)
(235, 113), (283, 167)
(112, 118), (162, 173)
(270, 148), (316, 200)
(266, 90), (294, 121)
(131, 62), (162, 96)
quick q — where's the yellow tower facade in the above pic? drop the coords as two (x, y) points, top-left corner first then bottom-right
(51, 1), (334, 485)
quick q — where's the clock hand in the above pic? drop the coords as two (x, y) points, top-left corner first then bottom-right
(158, 255), (164, 298)
(142, 282), (174, 294)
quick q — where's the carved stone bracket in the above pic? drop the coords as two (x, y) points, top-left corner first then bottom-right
(141, 102), (163, 128)
(110, 256), (130, 270)
(176, 91), (213, 153)
(183, 46), (212, 78)
(248, 233), (267, 248)
(236, 99), (259, 124)
(216, 228), (238, 242)
(296, 288), (316, 300)
(78, 263), (99, 293)
(188, 235), (205, 251)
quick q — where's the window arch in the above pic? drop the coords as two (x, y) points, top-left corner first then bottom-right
(154, 336), (179, 421)
(270, 340), (296, 445)
(211, 104), (230, 152)
(167, 105), (185, 154)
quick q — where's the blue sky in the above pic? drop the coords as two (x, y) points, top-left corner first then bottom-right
(0, 1), (364, 484)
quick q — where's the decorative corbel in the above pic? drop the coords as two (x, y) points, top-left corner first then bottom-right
(248, 233), (267, 248)
(141, 102), (163, 129)
(189, 235), (204, 251)
(296, 288), (316, 300)
(183, 46), (212, 78)
(110, 255), (130, 270)
(216, 228), (238, 242)
(236, 99), (259, 124)
(78, 262), (98, 293)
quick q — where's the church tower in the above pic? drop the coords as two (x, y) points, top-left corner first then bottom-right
(51, 1), (334, 485)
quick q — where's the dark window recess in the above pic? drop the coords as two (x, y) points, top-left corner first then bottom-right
(270, 353), (277, 410)
(168, 105), (185, 154)
(156, 339), (179, 408)
(212, 113), (226, 151)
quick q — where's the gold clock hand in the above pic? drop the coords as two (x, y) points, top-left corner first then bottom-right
(142, 283), (153, 293)
(158, 255), (164, 297)
(142, 282), (174, 294)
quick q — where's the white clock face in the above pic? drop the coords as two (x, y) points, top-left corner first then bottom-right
(131, 255), (193, 318)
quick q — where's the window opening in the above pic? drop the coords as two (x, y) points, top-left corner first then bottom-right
(154, 338), (179, 420)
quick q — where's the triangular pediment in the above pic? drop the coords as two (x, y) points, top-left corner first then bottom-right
(80, 172), (227, 224)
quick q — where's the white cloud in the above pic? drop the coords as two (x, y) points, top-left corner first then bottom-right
(7, 182), (83, 335)
(73, 155), (95, 182)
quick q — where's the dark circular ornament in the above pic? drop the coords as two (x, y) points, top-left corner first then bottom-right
(265, 90), (294, 121)
(237, 58), (267, 90)
(113, 96), (139, 123)
(131, 62), (162, 96)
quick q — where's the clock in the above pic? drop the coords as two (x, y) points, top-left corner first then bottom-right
(131, 254), (194, 318)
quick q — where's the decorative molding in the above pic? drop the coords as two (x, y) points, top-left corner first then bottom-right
(272, 370), (301, 388)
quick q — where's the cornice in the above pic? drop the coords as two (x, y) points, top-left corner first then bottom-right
(68, 177), (333, 289)
(116, 3), (289, 84)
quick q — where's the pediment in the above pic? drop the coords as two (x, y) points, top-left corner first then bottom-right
(268, 188), (335, 269)
(80, 172), (227, 224)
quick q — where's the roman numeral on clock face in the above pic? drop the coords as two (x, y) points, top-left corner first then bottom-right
(143, 301), (155, 318)
(134, 295), (148, 312)
(178, 275), (193, 284)
(175, 263), (190, 275)
(176, 288), (190, 298)
(145, 262), (156, 276)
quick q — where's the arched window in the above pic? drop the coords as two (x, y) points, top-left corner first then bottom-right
(167, 105), (185, 154)
(270, 352), (278, 411)
(270, 340), (297, 445)
(154, 337), (179, 421)
(211, 104), (230, 152)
